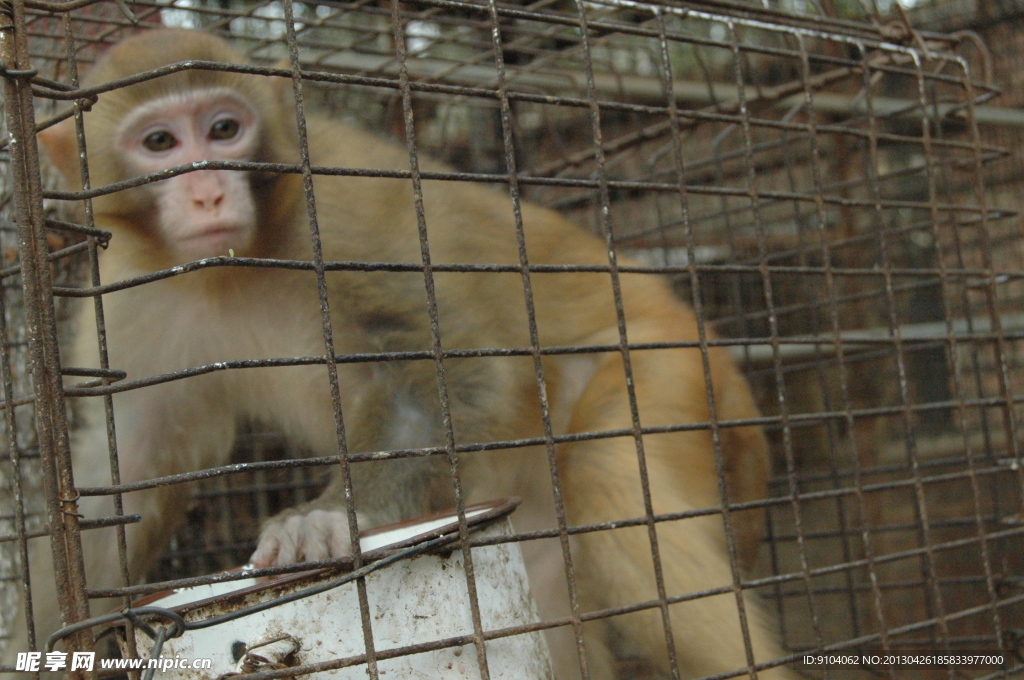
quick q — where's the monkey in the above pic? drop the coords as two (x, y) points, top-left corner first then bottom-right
(0, 28), (795, 680)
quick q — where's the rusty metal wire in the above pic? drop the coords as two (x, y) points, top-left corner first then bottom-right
(0, 0), (1022, 679)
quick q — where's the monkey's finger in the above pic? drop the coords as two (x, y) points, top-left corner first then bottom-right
(328, 524), (352, 559)
(300, 510), (334, 562)
(274, 515), (303, 565)
(249, 534), (280, 568)
(309, 509), (351, 558)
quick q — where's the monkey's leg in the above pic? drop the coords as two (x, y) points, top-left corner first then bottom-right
(250, 450), (452, 567)
(556, 344), (793, 680)
(2, 490), (183, 679)
(2, 386), (234, 677)
(251, 373), (453, 569)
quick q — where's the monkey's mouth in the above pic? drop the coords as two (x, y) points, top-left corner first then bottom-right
(179, 224), (249, 256)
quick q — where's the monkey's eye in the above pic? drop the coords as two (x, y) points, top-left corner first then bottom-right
(143, 130), (177, 152)
(210, 118), (240, 141)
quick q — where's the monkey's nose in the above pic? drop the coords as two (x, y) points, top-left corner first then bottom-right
(194, 193), (225, 210)
(186, 170), (228, 211)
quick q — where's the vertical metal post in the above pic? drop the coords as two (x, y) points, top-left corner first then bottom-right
(0, 0), (92, 674)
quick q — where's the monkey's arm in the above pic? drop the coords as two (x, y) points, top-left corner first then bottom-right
(250, 371), (452, 567)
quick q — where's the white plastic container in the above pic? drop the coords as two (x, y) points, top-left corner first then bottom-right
(123, 499), (553, 679)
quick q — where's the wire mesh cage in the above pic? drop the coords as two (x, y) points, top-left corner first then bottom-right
(0, 0), (1022, 678)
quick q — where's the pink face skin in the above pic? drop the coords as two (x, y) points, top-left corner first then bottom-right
(116, 87), (260, 262)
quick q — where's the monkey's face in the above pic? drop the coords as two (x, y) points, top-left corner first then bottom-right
(115, 86), (260, 262)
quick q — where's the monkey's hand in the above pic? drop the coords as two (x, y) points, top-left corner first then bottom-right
(250, 507), (355, 568)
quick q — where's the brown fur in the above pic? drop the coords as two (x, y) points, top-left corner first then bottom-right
(3, 29), (793, 680)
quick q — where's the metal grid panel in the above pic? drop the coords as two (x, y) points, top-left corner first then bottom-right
(0, 0), (1021, 678)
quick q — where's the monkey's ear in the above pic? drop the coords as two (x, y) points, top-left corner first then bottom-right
(37, 118), (80, 185)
